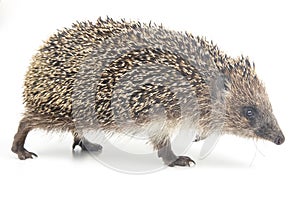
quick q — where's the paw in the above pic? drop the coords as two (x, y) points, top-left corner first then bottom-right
(168, 156), (195, 167)
(73, 138), (102, 152)
(16, 149), (38, 160)
(81, 141), (103, 152)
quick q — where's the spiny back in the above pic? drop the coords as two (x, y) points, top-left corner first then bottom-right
(24, 18), (139, 116)
(24, 17), (257, 126)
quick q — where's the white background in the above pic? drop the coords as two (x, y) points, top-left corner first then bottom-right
(1, 0), (299, 199)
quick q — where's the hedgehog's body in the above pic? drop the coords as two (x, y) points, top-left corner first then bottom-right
(12, 18), (284, 166)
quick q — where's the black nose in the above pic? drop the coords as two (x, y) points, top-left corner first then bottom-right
(274, 135), (285, 145)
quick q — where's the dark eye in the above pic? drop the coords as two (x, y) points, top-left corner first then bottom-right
(243, 106), (256, 120)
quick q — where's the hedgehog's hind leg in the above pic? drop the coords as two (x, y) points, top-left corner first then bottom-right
(11, 117), (37, 160)
(72, 132), (102, 152)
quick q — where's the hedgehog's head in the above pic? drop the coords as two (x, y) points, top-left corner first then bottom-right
(221, 58), (285, 145)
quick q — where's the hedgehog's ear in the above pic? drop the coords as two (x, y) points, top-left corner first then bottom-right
(210, 73), (231, 100)
(216, 67), (231, 90)
(218, 71), (231, 91)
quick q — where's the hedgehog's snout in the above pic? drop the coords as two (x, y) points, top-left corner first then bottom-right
(274, 131), (285, 145)
(269, 119), (285, 145)
(252, 115), (285, 145)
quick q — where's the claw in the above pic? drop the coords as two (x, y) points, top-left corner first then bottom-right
(16, 149), (38, 160)
(168, 156), (195, 167)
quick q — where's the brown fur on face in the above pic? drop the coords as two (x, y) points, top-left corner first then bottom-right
(222, 59), (284, 145)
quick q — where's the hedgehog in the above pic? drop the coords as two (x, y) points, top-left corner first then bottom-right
(11, 17), (285, 167)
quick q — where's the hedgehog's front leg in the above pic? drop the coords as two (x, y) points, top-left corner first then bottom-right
(155, 140), (195, 167)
